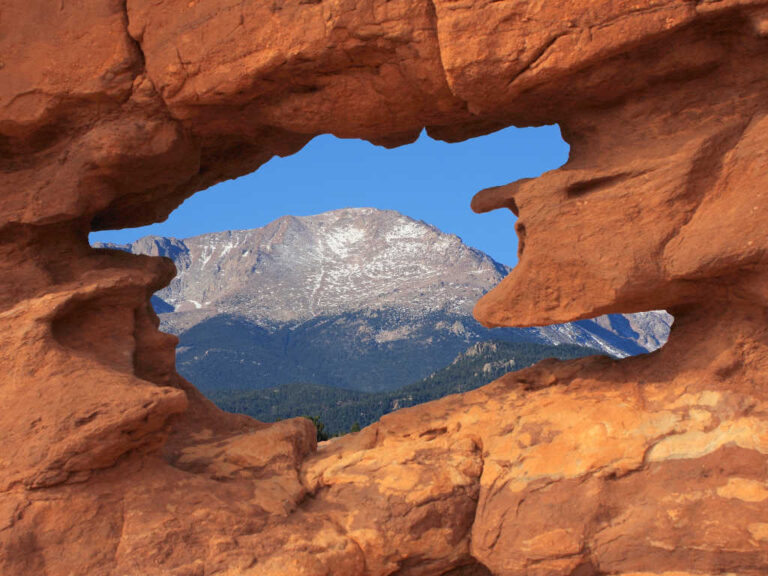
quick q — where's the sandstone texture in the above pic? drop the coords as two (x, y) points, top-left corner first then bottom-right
(1, 1), (767, 575)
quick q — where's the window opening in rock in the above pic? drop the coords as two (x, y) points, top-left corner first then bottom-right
(90, 126), (671, 438)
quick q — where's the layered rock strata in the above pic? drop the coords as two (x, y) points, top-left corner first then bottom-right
(1, 1), (767, 575)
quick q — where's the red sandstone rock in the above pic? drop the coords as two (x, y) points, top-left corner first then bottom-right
(1, 0), (767, 575)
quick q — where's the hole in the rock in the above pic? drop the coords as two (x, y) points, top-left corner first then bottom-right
(90, 126), (672, 438)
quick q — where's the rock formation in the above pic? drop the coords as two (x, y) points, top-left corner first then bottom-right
(1, 1), (767, 575)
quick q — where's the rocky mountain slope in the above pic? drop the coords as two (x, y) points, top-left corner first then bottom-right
(100, 208), (671, 391)
(130, 207), (507, 326)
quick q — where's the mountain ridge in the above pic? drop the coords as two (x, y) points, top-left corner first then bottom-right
(96, 208), (672, 392)
(100, 207), (511, 330)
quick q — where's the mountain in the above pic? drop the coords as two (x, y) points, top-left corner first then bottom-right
(104, 208), (508, 330)
(98, 208), (672, 392)
(209, 340), (604, 436)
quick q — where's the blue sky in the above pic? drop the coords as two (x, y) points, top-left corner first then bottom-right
(90, 125), (568, 267)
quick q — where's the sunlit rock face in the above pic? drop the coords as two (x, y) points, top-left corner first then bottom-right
(1, 1), (767, 575)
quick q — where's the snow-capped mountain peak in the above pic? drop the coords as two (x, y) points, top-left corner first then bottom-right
(97, 207), (671, 360)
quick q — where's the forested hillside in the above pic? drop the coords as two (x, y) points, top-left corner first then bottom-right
(210, 340), (604, 435)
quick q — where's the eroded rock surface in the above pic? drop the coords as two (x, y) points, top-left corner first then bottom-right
(1, 0), (767, 574)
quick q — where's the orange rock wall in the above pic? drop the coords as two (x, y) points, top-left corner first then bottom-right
(1, 1), (767, 575)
